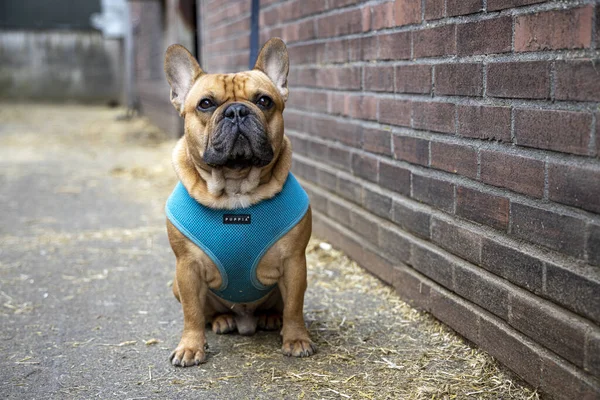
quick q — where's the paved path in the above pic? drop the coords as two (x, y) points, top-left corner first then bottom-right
(0, 104), (539, 399)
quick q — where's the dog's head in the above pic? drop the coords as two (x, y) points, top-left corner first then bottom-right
(164, 38), (289, 173)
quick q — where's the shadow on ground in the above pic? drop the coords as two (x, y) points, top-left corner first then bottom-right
(0, 104), (539, 399)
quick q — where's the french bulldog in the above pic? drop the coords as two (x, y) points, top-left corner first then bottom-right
(163, 38), (315, 367)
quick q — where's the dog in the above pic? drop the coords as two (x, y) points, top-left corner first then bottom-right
(163, 38), (315, 367)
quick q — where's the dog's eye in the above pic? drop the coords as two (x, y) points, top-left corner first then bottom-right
(256, 96), (273, 109)
(198, 98), (215, 110)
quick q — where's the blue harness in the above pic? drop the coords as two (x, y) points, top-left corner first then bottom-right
(165, 173), (310, 303)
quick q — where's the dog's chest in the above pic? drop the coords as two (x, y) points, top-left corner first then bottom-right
(165, 173), (309, 303)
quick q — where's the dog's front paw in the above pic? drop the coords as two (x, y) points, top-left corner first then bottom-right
(282, 338), (316, 358)
(169, 334), (207, 367)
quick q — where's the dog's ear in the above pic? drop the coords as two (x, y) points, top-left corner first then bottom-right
(253, 38), (289, 102)
(164, 44), (203, 115)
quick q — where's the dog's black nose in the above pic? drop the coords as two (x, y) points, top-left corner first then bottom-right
(224, 103), (250, 122)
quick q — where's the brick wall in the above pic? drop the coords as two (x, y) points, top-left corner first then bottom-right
(200, 0), (252, 72)
(200, 1), (600, 398)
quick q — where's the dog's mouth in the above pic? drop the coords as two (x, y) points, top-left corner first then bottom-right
(203, 108), (274, 169)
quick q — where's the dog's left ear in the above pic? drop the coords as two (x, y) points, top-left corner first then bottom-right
(253, 38), (289, 102)
(164, 44), (204, 115)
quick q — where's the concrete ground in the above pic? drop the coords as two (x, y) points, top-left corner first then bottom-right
(0, 104), (540, 399)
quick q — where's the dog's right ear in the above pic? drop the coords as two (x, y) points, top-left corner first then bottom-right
(164, 44), (203, 115)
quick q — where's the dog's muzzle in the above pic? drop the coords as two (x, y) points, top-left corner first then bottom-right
(203, 103), (274, 169)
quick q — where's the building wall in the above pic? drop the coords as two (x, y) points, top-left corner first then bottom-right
(200, 1), (600, 398)
(0, 30), (121, 103)
(200, 0), (252, 72)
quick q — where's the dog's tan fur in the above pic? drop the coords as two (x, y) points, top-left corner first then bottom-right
(164, 38), (315, 367)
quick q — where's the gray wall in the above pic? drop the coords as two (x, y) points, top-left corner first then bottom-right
(0, 30), (122, 103)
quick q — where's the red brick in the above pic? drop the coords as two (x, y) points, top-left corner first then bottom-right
(364, 66), (394, 92)
(361, 4), (371, 32)
(457, 17), (512, 56)
(510, 293), (587, 368)
(290, 67), (317, 87)
(360, 246), (395, 284)
(317, 8), (364, 38)
(431, 218), (482, 265)
(260, 8), (279, 26)
(412, 175), (454, 213)
(430, 142), (478, 179)
(587, 329), (600, 377)
(363, 127), (392, 156)
(487, 61), (550, 99)
(370, 1), (396, 30)
(392, 135), (430, 166)
(394, 266), (432, 310)
(379, 99), (411, 127)
(293, 158), (317, 181)
(338, 175), (362, 203)
(457, 105), (511, 142)
(480, 151), (545, 198)
(328, 92), (347, 116)
(327, 198), (352, 227)
(479, 319), (542, 388)
(597, 113), (600, 157)
(424, 0), (444, 20)
(392, 202), (431, 239)
(325, 39), (350, 63)
(377, 31), (411, 60)
(555, 60), (600, 102)
(456, 187), (509, 231)
(514, 109), (592, 156)
(311, 117), (363, 148)
(596, 7), (600, 49)
(515, 6), (593, 52)
(328, 0), (365, 7)
(316, 67), (362, 90)
(308, 140), (329, 162)
(288, 43), (326, 66)
(281, 19), (315, 43)
(352, 153), (379, 183)
(430, 289), (480, 342)
(545, 262), (600, 324)
(379, 225), (412, 262)
(363, 188), (393, 219)
(446, 0), (482, 17)
(487, 0), (545, 11)
(412, 102), (456, 134)
(410, 244), (455, 289)
(317, 168), (337, 191)
(289, 89), (328, 113)
(413, 25), (456, 58)
(511, 203), (586, 258)
(346, 95), (378, 121)
(540, 356), (600, 400)
(590, 224), (600, 267)
(548, 162), (600, 214)
(435, 63), (483, 96)
(305, 187), (328, 213)
(481, 239), (543, 293)
(357, 35), (378, 61)
(379, 161), (411, 196)
(395, 65), (432, 94)
(453, 263), (509, 319)
(394, 0), (421, 26)
(288, 134), (308, 156)
(350, 210), (379, 242)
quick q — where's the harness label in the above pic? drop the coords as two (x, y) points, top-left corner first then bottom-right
(223, 214), (251, 224)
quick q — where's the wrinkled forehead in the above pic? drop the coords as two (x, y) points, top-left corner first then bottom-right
(187, 70), (278, 103)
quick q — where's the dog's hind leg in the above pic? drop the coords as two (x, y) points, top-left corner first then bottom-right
(211, 314), (237, 334)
